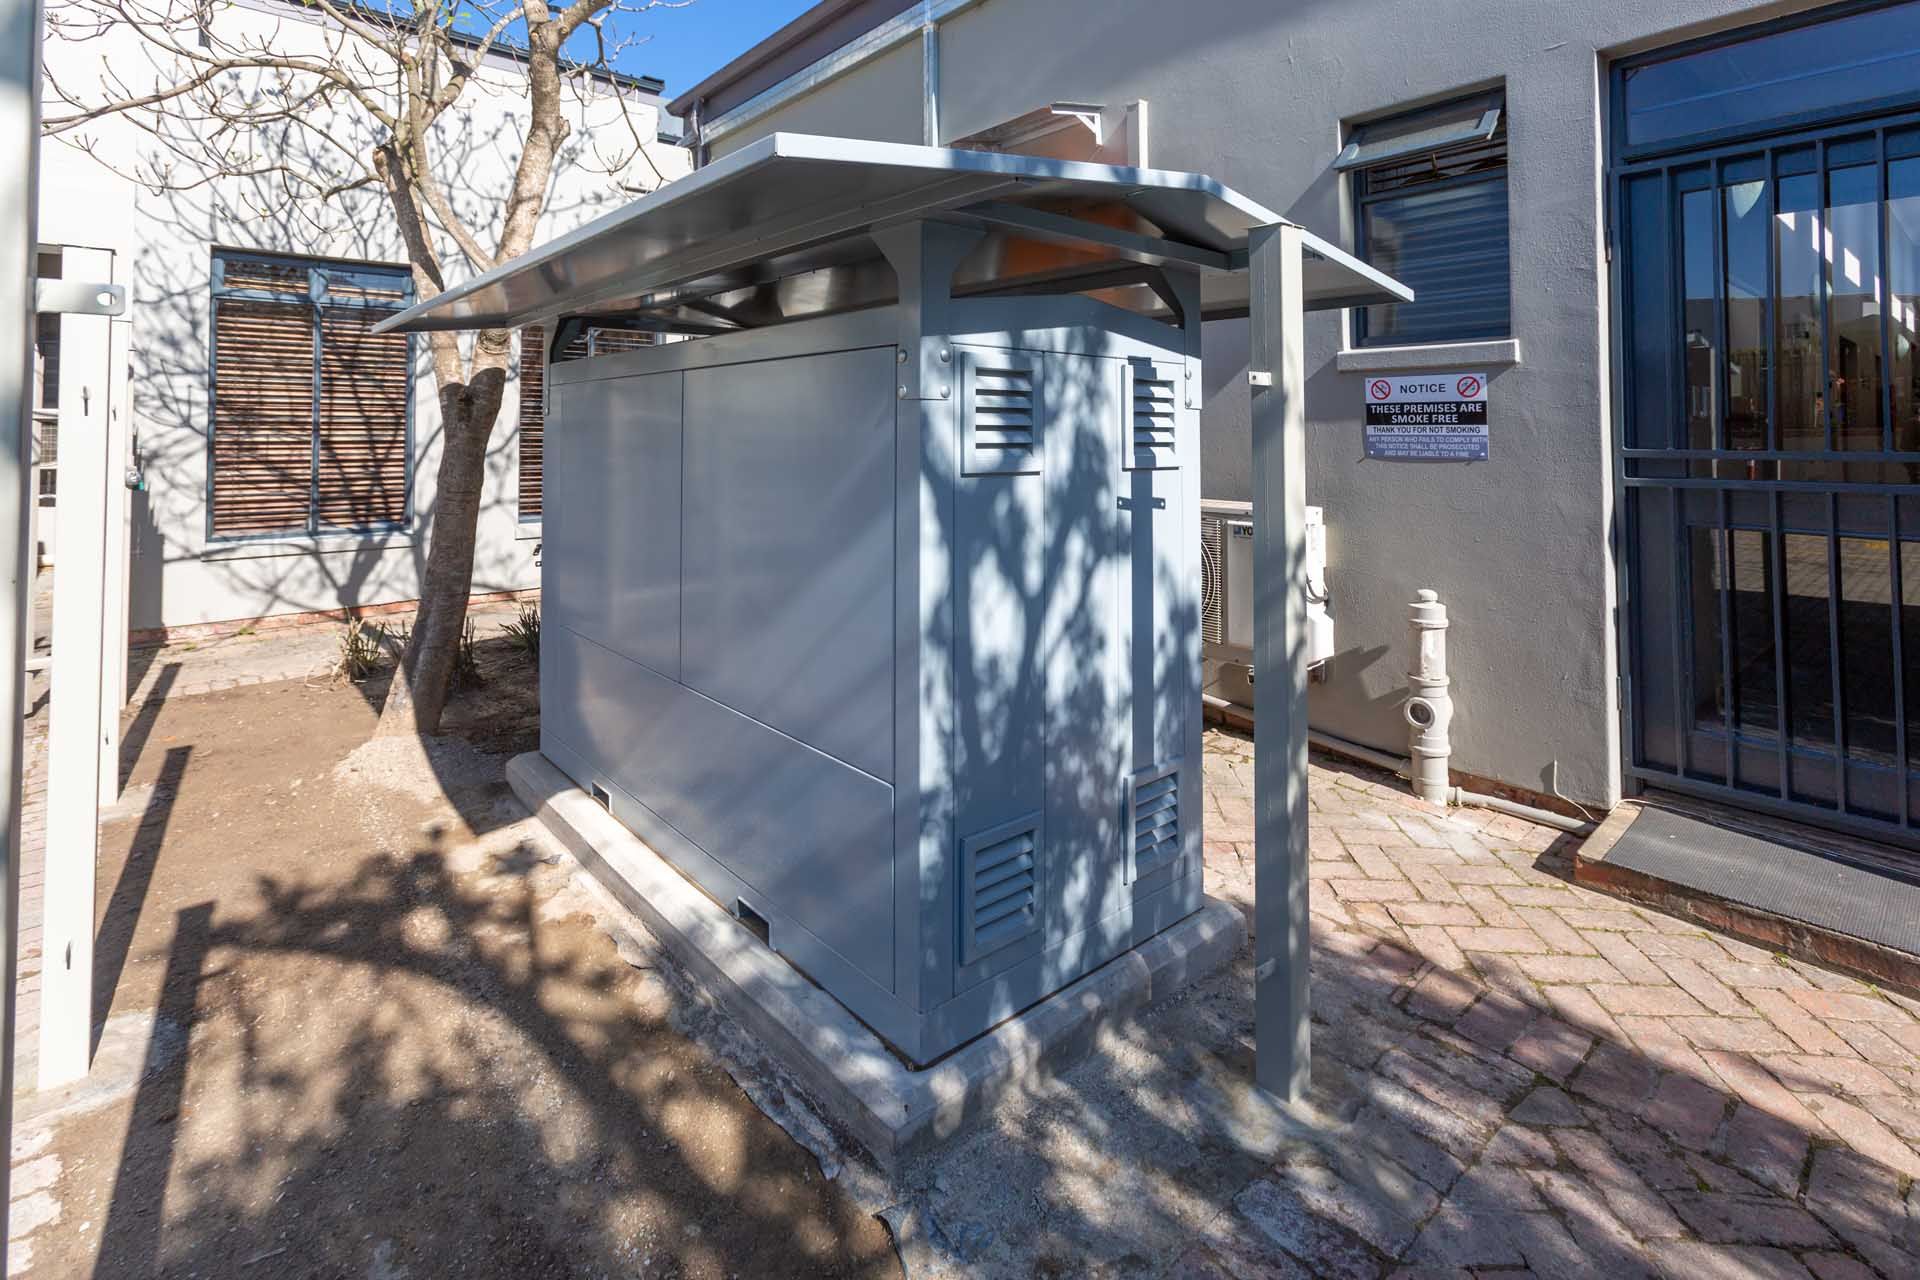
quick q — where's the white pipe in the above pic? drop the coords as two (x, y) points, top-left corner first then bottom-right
(1305, 726), (1407, 775)
(1404, 589), (1452, 804)
(1451, 787), (1595, 835)
(1304, 726), (1595, 836)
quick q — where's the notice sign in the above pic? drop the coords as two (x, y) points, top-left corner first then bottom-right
(1363, 373), (1489, 461)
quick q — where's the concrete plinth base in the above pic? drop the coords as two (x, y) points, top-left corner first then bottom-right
(505, 751), (1245, 1169)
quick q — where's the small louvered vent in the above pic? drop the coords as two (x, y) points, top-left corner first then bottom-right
(1201, 517), (1225, 645)
(1131, 764), (1181, 878)
(960, 814), (1042, 964)
(220, 257), (308, 296)
(962, 350), (1041, 476)
(1127, 359), (1179, 470)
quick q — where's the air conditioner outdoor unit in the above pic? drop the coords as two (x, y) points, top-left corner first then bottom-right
(1201, 501), (1333, 699)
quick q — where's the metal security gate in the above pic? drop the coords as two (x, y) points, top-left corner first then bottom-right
(1614, 77), (1920, 852)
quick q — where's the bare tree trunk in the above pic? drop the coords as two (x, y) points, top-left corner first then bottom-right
(362, 16), (571, 739)
(375, 334), (510, 737)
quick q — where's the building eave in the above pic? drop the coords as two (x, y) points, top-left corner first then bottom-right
(665, 0), (884, 118)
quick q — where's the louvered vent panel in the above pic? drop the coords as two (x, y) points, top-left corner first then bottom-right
(1127, 360), (1180, 470)
(960, 815), (1042, 965)
(586, 329), (655, 357)
(315, 307), (410, 530)
(323, 279), (409, 307)
(517, 325), (551, 520)
(962, 351), (1040, 476)
(221, 258), (308, 297)
(210, 298), (316, 536)
(1131, 765), (1181, 878)
(1201, 516), (1225, 645)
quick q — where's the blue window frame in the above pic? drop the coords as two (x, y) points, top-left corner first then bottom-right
(208, 250), (414, 540)
(1617, 0), (1920, 161)
(1349, 93), (1511, 347)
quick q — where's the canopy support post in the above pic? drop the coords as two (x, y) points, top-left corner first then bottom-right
(873, 218), (981, 1014)
(1248, 222), (1311, 1104)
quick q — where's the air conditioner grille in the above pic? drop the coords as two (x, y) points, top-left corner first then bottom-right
(1201, 516), (1225, 645)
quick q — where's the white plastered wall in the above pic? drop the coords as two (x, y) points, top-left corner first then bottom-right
(37, 2), (690, 634)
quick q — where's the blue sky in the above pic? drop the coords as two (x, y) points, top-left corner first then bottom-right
(610, 0), (821, 97)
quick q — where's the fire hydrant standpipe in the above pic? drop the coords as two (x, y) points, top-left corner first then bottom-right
(1405, 589), (1453, 805)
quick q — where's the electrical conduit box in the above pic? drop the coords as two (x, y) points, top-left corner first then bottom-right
(539, 306), (1205, 1066)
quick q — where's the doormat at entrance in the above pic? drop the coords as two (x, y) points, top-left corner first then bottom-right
(1594, 806), (1920, 960)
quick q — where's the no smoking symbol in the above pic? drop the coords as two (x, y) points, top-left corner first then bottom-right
(1368, 379), (1393, 401)
(1456, 375), (1482, 398)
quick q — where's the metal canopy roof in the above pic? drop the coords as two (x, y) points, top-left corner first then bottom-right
(376, 133), (1410, 337)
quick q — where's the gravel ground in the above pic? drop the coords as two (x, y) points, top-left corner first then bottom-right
(11, 641), (898, 1279)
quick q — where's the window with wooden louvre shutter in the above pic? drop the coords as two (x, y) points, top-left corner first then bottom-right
(316, 307), (409, 529)
(209, 252), (413, 538)
(516, 323), (654, 522)
(516, 325), (550, 522)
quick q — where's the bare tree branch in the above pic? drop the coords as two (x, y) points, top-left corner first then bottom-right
(43, 0), (692, 735)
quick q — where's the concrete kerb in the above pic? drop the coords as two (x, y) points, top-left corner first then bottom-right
(1572, 798), (1642, 865)
(14, 1012), (184, 1124)
(504, 751), (1246, 1169)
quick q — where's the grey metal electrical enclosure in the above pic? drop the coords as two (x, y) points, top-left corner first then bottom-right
(540, 297), (1202, 1063)
(378, 134), (1409, 1067)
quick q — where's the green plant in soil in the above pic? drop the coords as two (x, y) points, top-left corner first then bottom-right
(450, 617), (484, 691)
(336, 619), (389, 683)
(502, 603), (540, 662)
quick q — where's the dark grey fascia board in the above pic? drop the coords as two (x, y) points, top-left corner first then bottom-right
(667, 0), (887, 118)
(692, 0), (988, 150)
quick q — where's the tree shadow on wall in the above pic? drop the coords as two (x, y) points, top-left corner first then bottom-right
(103, 107), (625, 646)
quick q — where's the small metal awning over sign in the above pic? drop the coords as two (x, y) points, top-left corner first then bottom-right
(378, 132), (1407, 336)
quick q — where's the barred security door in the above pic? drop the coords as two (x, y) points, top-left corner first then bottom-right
(1616, 117), (1920, 850)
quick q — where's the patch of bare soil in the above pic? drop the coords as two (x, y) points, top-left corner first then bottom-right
(28, 639), (899, 1279)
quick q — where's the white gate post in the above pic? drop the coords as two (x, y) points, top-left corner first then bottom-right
(38, 244), (113, 1088)
(1248, 221), (1312, 1103)
(3, 0), (48, 1237)
(99, 280), (130, 801)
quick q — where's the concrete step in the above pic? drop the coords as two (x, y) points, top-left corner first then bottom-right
(1574, 799), (1920, 1000)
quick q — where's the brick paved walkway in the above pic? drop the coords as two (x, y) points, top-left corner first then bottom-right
(13, 715), (44, 1090)
(11, 594), (1920, 1277)
(12, 569), (51, 1092)
(1194, 729), (1920, 1279)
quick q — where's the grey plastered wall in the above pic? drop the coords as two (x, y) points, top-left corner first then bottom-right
(706, 0), (1837, 809)
(708, 38), (926, 159)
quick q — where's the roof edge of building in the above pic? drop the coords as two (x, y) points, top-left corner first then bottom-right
(665, 0), (891, 118)
(243, 0), (668, 97)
